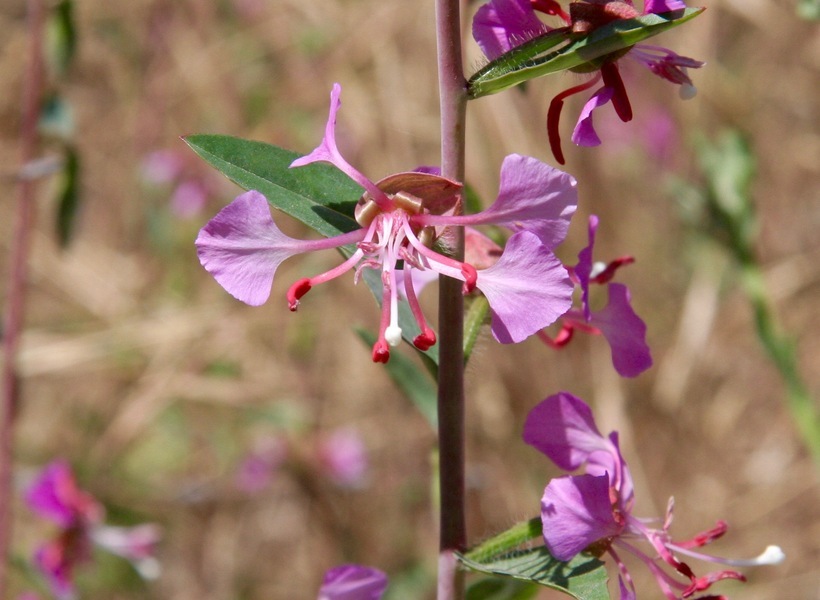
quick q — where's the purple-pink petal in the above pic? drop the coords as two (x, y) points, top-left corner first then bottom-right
(318, 564), (388, 600)
(195, 190), (311, 306)
(475, 231), (572, 344)
(590, 283), (652, 377)
(472, 0), (549, 60)
(522, 392), (613, 471)
(571, 86), (614, 147)
(541, 474), (622, 561)
(643, 0), (687, 14)
(25, 461), (77, 528)
(574, 215), (599, 321)
(290, 84), (385, 203)
(460, 154), (577, 248)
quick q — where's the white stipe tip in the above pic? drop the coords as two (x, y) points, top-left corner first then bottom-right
(679, 84), (697, 100)
(385, 326), (403, 347)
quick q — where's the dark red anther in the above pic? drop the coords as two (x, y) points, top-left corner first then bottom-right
(413, 328), (437, 351)
(676, 520), (729, 549)
(287, 278), (312, 311)
(591, 255), (635, 284)
(372, 341), (390, 364)
(601, 62), (632, 123)
(546, 76), (601, 165)
(460, 264), (478, 294)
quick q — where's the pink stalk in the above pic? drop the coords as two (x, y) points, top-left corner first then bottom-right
(0, 0), (45, 595)
(435, 0), (467, 597)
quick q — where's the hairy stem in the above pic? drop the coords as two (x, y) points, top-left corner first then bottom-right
(0, 0), (45, 594)
(435, 0), (467, 597)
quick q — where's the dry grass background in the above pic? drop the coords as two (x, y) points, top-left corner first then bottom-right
(0, 0), (818, 598)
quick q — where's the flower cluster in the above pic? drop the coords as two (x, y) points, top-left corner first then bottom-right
(196, 83), (579, 363)
(25, 461), (161, 600)
(523, 393), (784, 599)
(473, 0), (704, 163)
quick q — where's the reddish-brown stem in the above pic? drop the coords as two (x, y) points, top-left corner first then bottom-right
(435, 0), (467, 596)
(0, 0), (45, 595)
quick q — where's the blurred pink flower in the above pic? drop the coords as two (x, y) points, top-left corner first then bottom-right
(317, 429), (369, 488)
(141, 149), (212, 219)
(318, 564), (388, 600)
(25, 461), (161, 599)
(235, 436), (288, 493)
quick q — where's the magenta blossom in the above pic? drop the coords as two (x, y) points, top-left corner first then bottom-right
(318, 564), (388, 600)
(196, 83), (578, 363)
(317, 428), (369, 488)
(473, 0), (704, 164)
(539, 214), (652, 377)
(524, 393), (785, 599)
(25, 461), (161, 599)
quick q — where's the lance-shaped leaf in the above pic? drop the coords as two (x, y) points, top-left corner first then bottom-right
(184, 134), (361, 238)
(458, 518), (607, 600)
(459, 548), (607, 600)
(468, 8), (704, 98)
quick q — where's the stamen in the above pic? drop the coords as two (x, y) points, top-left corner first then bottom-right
(403, 267), (437, 351)
(372, 340), (390, 363)
(601, 62), (632, 123)
(590, 256), (635, 284)
(537, 324), (574, 348)
(547, 75), (602, 165)
(287, 278), (312, 311)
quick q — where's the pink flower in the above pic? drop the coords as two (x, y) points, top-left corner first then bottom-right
(318, 564), (388, 600)
(539, 215), (652, 377)
(235, 436), (288, 494)
(524, 393), (785, 599)
(472, 0), (703, 164)
(316, 429), (369, 488)
(25, 461), (161, 598)
(196, 83), (578, 362)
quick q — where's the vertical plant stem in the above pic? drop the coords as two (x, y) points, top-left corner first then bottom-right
(0, 0), (45, 594)
(435, 0), (467, 597)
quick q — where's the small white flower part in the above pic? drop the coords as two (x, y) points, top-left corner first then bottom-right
(679, 83), (697, 100)
(385, 325), (403, 347)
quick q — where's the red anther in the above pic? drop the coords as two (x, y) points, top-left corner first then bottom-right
(601, 62), (632, 123)
(413, 329), (437, 351)
(372, 341), (390, 364)
(287, 278), (312, 311)
(683, 571), (745, 597)
(677, 521), (728, 548)
(460, 264), (478, 294)
(591, 255), (635, 284)
(538, 322), (575, 348)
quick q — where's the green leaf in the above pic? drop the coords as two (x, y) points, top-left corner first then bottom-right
(184, 134), (361, 238)
(459, 548), (608, 600)
(466, 578), (540, 600)
(464, 296), (490, 364)
(468, 8), (704, 98)
(460, 518), (608, 600)
(46, 0), (77, 77)
(356, 329), (438, 428)
(55, 145), (80, 247)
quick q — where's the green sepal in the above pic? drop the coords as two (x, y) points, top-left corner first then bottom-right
(184, 134), (361, 238)
(468, 8), (704, 99)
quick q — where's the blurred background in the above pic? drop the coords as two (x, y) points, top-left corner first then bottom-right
(1, 0), (818, 598)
